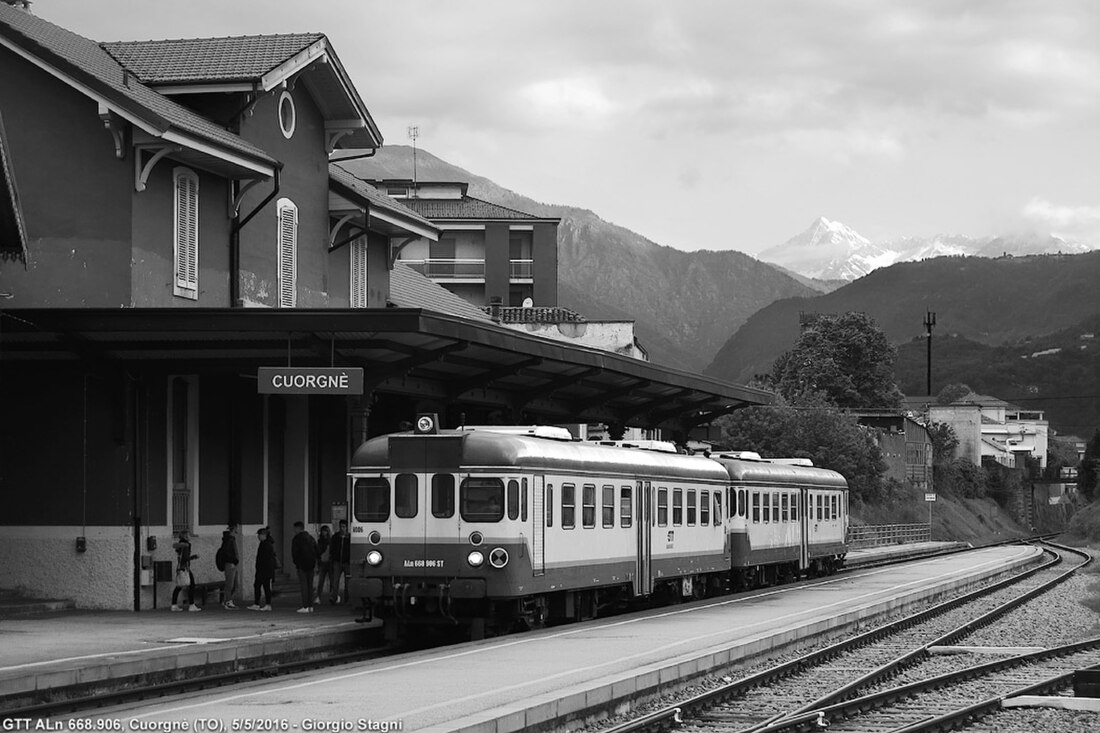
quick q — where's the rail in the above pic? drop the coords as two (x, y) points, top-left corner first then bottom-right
(848, 523), (930, 548)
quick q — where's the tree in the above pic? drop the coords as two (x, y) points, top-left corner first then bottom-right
(717, 392), (888, 506)
(927, 422), (959, 465)
(936, 383), (972, 405)
(1079, 429), (1100, 502)
(771, 312), (903, 409)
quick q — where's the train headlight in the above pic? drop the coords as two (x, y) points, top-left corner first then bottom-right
(467, 551), (485, 568)
(489, 547), (509, 569)
(366, 550), (384, 566)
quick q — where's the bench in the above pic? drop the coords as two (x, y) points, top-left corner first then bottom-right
(192, 581), (225, 606)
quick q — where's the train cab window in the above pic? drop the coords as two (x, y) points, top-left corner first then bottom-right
(700, 490), (710, 526)
(354, 477), (390, 522)
(672, 488), (683, 526)
(657, 488), (668, 526)
(431, 474), (455, 518)
(751, 492), (760, 523)
(561, 483), (576, 529)
(507, 480), (520, 520)
(395, 474), (418, 518)
(460, 477), (504, 523)
(521, 478), (528, 521)
(582, 484), (596, 528)
(547, 486), (554, 527)
(620, 487), (632, 528)
(739, 489), (747, 517)
(687, 490), (697, 526)
(781, 493), (789, 522)
(714, 492), (722, 525)
(602, 485), (615, 528)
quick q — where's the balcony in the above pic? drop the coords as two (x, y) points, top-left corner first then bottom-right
(401, 259), (534, 282)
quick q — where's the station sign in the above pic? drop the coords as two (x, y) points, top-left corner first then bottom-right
(257, 367), (364, 395)
(925, 493), (937, 502)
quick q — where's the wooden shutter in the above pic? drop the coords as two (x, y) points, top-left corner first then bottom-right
(173, 169), (198, 298)
(350, 237), (367, 308)
(277, 199), (297, 307)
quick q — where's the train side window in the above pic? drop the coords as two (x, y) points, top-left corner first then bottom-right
(686, 489), (697, 526)
(547, 486), (554, 527)
(620, 486), (632, 528)
(521, 478), (528, 522)
(818, 495), (824, 521)
(773, 492), (781, 522)
(353, 477), (390, 522)
(727, 488), (735, 517)
(764, 491), (772, 523)
(791, 492), (798, 522)
(431, 474), (455, 518)
(700, 490), (710, 525)
(460, 477), (504, 523)
(395, 473), (418, 518)
(582, 484), (596, 528)
(507, 479), (520, 520)
(739, 489), (747, 517)
(657, 488), (668, 526)
(751, 491), (760, 523)
(602, 485), (615, 528)
(672, 488), (683, 526)
(781, 493), (789, 522)
(714, 492), (722, 525)
(562, 483), (576, 529)
(831, 495), (838, 520)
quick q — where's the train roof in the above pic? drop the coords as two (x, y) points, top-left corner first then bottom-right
(350, 429), (730, 482)
(710, 454), (848, 490)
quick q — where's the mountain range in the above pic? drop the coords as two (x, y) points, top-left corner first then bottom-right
(760, 216), (1096, 282)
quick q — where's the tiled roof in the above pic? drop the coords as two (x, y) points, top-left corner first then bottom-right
(102, 34), (325, 84)
(402, 197), (553, 221)
(0, 5), (275, 167)
(329, 166), (438, 234)
(491, 306), (586, 324)
(389, 263), (493, 323)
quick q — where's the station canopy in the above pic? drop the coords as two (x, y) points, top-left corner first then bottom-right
(0, 308), (773, 432)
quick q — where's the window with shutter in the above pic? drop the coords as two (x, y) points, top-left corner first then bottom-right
(350, 237), (368, 308)
(276, 198), (297, 308)
(173, 168), (199, 299)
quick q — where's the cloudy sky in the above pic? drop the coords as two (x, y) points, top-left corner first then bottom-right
(35, 0), (1100, 255)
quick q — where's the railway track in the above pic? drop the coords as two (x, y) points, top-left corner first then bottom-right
(603, 541), (1093, 733)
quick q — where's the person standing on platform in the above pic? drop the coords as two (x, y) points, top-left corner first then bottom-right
(170, 529), (200, 612)
(249, 526), (275, 611)
(291, 521), (318, 613)
(314, 525), (333, 605)
(330, 518), (350, 604)
(217, 525), (241, 609)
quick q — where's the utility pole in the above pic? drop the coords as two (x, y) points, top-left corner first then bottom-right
(924, 310), (936, 396)
(407, 125), (419, 193)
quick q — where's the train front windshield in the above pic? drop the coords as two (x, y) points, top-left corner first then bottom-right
(353, 474), (507, 524)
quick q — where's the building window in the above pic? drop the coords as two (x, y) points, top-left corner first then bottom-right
(350, 237), (368, 307)
(169, 376), (198, 532)
(277, 198), (297, 307)
(278, 90), (296, 139)
(173, 168), (199, 300)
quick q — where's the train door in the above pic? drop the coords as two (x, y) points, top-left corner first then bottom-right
(634, 480), (653, 596)
(798, 488), (810, 571)
(531, 475), (545, 576)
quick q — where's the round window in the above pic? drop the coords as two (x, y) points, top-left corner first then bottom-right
(278, 91), (296, 139)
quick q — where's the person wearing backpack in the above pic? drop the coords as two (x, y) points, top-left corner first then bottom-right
(291, 520), (319, 613)
(217, 524), (241, 609)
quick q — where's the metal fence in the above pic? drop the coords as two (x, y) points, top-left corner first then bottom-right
(848, 523), (931, 548)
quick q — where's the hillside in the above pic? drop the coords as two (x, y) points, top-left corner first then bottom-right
(894, 315), (1100, 436)
(705, 252), (1100, 396)
(341, 146), (817, 371)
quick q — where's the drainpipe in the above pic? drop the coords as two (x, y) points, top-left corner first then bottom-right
(230, 168), (281, 307)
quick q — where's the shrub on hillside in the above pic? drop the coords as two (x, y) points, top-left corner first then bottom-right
(935, 459), (986, 499)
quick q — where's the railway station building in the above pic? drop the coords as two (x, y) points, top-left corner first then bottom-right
(0, 5), (771, 610)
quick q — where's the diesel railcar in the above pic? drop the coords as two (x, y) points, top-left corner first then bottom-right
(346, 418), (848, 638)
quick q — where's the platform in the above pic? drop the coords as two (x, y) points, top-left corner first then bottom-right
(0, 542), (1026, 727)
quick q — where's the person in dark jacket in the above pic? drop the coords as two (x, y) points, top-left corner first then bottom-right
(291, 520), (318, 613)
(314, 525), (333, 605)
(219, 525), (242, 609)
(249, 526), (276, 611)
(330, 518), (351, 604)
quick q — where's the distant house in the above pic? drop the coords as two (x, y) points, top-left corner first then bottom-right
(361, 179), (559, 308)
(487, 304), (648, 361)
(904, 393), (1049, 470)
(852, 411), (933, 493)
